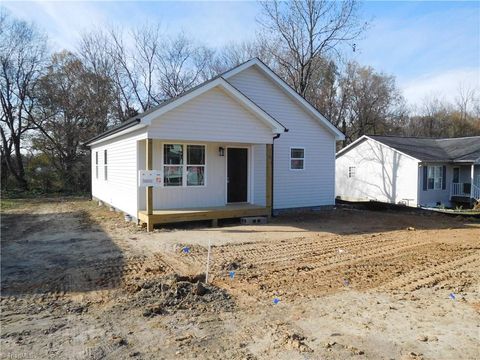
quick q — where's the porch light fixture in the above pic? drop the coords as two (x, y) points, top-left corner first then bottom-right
(219, 147), (225, 157)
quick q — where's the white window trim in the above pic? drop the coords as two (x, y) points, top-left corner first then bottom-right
(427, 165), (443, 190)
(95, 151), (99, 179)
(162, 143), (207, 188)
(104, 149), (108, 181)
(289, 147), (305, 171)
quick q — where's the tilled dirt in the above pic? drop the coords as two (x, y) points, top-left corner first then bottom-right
(1, 198), (479, 359)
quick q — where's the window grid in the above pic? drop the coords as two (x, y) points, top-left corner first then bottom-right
(348, 166), (356, 178)
(290, 147), (305, 170)
(163, 144), (206, 187)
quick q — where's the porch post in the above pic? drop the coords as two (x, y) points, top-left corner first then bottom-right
(146, 139), (153, 232)
(266, 144), (273, 218)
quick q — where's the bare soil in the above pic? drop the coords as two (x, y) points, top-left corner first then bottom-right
(1, 198), (479, 359)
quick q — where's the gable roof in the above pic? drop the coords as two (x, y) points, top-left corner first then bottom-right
(86, 57), (344, 146)
(223, 58), (345, 140)
(337, 135), (480, 163)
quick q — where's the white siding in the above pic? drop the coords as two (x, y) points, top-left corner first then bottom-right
(137, 141), (266, 210)
(229, 66), (336, 209)
(336, 138), (419, 207)
(147, 87), (274, 144)
(91, 129), (147, 217)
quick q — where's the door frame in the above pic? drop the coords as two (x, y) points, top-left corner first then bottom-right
(452, 166), (460, 183)
(225, 145), (252, 204)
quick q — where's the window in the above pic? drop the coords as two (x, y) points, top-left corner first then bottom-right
(104, 150), (108, 181)
(163, 144), (206, 187)
(95, 152), (99, 179)
(163, 144), (183, 186)
(427, 166), (442, 190)
(348, 166), (356, 178)
(290, 148), (304, 170)
(187, 145), (205, 186)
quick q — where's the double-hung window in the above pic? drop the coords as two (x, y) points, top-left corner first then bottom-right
(290, 148), (305, 170)
(186, 145), (205, 186)
(163, 144), (205, 187)
(95, 152), (99, 179)
(427, 166), (442, 190)
(104, 150), (108, 181)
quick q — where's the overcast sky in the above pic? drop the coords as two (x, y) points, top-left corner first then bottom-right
(3, 1), (479, 109)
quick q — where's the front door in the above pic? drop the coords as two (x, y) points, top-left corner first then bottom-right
(227, 148), (248, 203)
(453, 167), (460, 183)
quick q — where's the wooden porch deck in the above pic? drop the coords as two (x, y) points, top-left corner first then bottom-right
(138, 204), (269, 230)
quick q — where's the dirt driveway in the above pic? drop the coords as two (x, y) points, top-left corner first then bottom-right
(1, 198), (479, 359)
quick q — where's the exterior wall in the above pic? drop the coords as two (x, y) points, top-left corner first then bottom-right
(91, 129), (147, 217)
(417, 163), (480, 207)
(147, 87), (273, 144)
(418, 163), (453, 207)
(138, 141), (267, 210)
(229, 66), (337, 209)
(336, 139), (419, 206)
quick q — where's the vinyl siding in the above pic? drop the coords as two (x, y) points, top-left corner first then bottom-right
(147, 87), (274, 144)
(229, 66), (336, 209)
(137, 141), (266, 210)
(91, 129), (147, 217)
(336, 138), (419, 207)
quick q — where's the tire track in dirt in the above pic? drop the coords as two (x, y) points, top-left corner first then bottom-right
(381, 252), (480, 292)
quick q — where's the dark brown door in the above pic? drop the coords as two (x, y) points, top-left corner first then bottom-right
(227, 148), (248, 203)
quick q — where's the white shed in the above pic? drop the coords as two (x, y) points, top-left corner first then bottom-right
(86, 58), (344, 230)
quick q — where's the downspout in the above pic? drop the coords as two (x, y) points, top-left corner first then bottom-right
(271, 129), (289, 216)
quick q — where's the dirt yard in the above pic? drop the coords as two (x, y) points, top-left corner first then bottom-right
(1, 198), (479, 359)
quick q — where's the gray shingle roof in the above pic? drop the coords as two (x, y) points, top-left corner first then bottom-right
(369, 135), (480, 162)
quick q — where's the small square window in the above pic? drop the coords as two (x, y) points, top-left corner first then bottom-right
(348, 166), (356, 178)
(290, 148), (305, 170)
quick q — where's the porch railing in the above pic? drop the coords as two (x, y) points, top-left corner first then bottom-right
(450, 182), (470, 198)
(472, 184), (480, 201)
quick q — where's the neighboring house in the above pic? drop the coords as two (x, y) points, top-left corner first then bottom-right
(85, 58), (344, 231)
(336, 135), (480, 208)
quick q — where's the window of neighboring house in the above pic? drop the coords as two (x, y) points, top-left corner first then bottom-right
(104, 150), (108, 180)
(95, 151), (99, 179)
(427, 166), (442, 190)
(290, 148), (305, 170)
(186, 145), (205, 186)
(348, 166), (356, 178)
(163, 144), (206, 187)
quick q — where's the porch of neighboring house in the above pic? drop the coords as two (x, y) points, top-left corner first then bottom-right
(450, 163), (480, 205)
(138, 139), (273, 231)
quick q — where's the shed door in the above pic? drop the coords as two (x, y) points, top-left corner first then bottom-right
(227, 148), (248, 203)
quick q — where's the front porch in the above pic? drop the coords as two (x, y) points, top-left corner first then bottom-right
(139, 139), (273, 231)
(139, 203), (269, 230)
(449, 163), (480, 205)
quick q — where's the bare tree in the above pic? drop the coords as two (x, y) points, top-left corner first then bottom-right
(340, 62), (406, 145)
(156, 33), (213, 98)
(258, 0), (367, 97)
(0, 10), (48, 190)
(32, 51), (114, 192)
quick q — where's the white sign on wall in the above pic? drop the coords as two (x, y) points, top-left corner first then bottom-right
(138, 170), (162, 187)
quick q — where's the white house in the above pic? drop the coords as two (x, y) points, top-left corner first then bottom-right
(336, 135), (480, 208)
(85, 58), (344, 231)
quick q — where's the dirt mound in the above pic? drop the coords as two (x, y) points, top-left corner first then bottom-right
(126, 273), (235, 317)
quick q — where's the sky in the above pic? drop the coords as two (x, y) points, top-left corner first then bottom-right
(2, 1), (479, 110)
